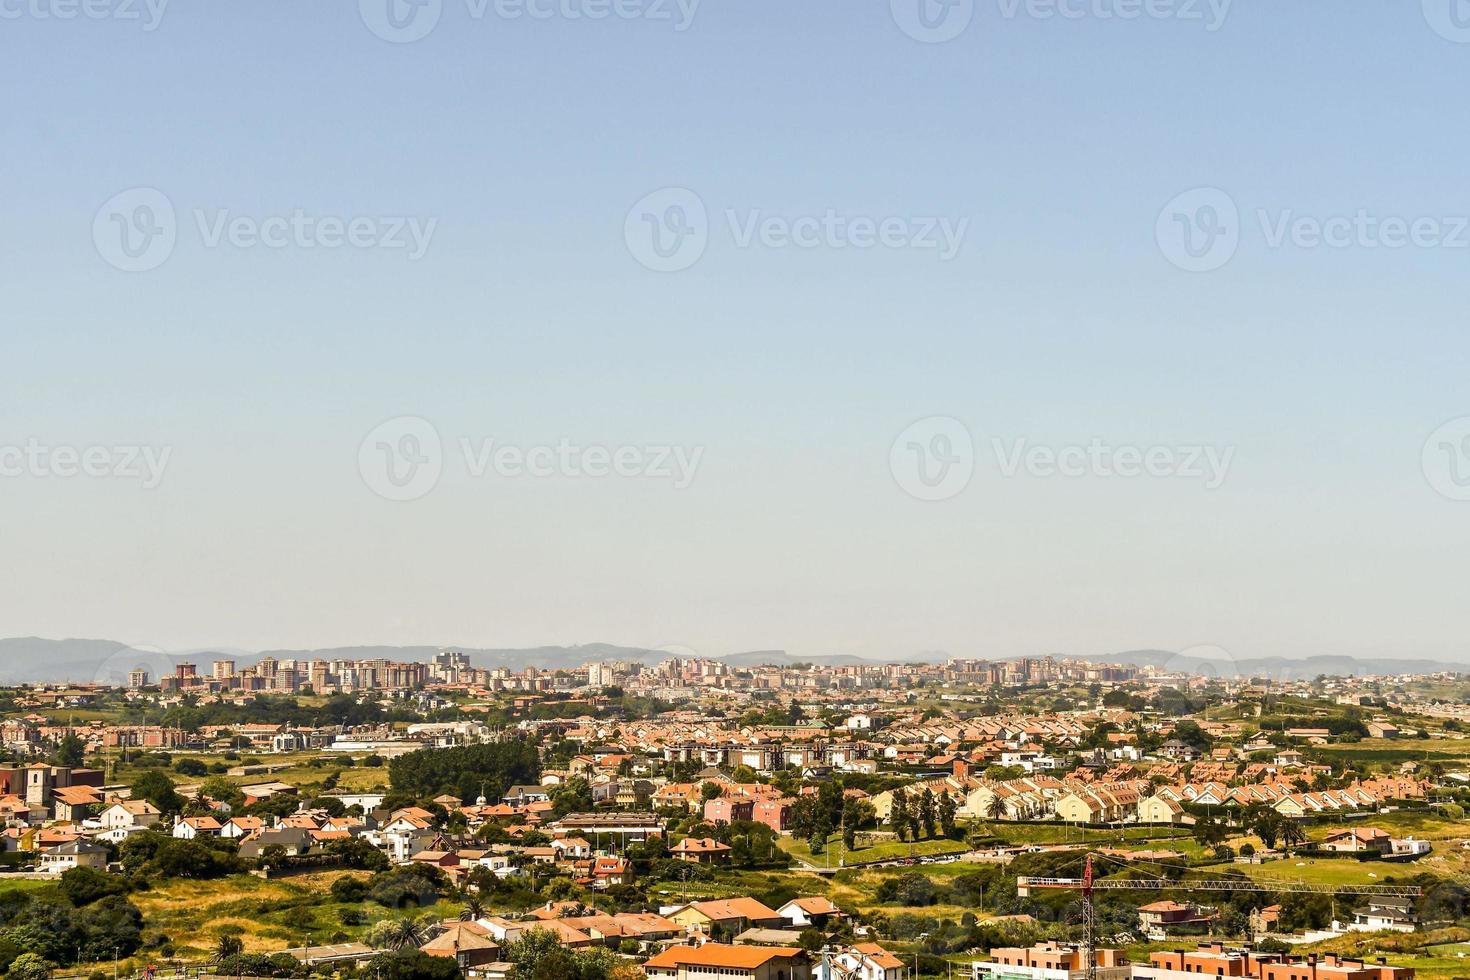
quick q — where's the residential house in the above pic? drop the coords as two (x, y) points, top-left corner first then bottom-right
(671, 837), (732, 864)
(1334, 897), (1417, 934)
(40, 839), (109, 874)
(1136, 901), (1214, 936)
(1136, 795), (1188, 825)
(643, 944), (810, 980)
(778, 897), (843, 929)
(1322, 828), (1392, 854)
(668, 898), (787, 938)
(238, 828), (315, 860)
(99, 799), (161, 830)
(831, 944), (905, 980)
(221, 816), (266, 839)
(421, 921), (502, 971)
(173, 816), (223, 839)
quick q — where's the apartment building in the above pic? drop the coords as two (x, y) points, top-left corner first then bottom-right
(973, 944), (1131, 980)
(1133, 946), (1413, 980)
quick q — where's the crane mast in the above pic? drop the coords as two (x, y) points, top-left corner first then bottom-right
(1019, 851), (1423, 978)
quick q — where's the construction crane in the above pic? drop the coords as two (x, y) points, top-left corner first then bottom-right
(1016, 854), (1423, 980)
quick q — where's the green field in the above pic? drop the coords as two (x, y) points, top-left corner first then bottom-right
(967, 820), (1196, 847)
(93, 748), (391, 797)
(1196, 858), (1415, 886)
(104, 871), (459, 967)
(778, 833), (968, 866)
(1310, 738), (1470, 764)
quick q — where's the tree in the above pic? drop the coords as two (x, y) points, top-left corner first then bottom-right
(894, 872), (937, 906)
(937, 792), (957, 838)
(918, 788), (937, 840)
(369, 950), (461, 980)
(1193, 817), (1227, 848)
(6, 953), (51, 980)
(389, 741), (540, 803)
(889, 790), (910, 842)
(460, 894), (487, 921)
(505, 927), (572, 980)
(1279, 820), (1306, 854)
(197, 777), (245, 811)
(1252, 811), (1283, 850)
(371, 916), (433, 951)
(841, 799), (860, 851)
(149, 838), (242, 879)
(55, 732), (85, 769)
(985, 794), (1007, 821)
(58, 867), (127, 908)
(213, 936), (244, 965)
(129, 770), (184, 816)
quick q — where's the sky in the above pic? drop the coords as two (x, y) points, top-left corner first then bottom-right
(3, 0), (1470, 664)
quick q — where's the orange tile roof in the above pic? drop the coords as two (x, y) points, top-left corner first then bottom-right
(644, 945), (802, 969)
(684, 898), (782, 922)
(853, 944), (903, 969)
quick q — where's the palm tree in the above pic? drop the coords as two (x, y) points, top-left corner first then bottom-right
(985, 794), (1007, 822)
(374, 916), (430, 951)
(460, 894), (487, 921)
(213, 936), (244, 965)
(1280, 820), (1307, 854)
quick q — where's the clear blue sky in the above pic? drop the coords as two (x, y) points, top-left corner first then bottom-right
(3, 1), (1469, 663)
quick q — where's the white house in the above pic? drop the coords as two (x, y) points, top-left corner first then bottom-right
(173, 816), (223, 839)
(779, 897), (844, 928)
(94, 825), (149, 845)
(1333, 897), (1416, 934)
(99, 800), (161, 830)
(325, 791), (385, 811)
(830, 944), (906, 980)
(221, 816), (267, 839)
(40, 840), (110, 874)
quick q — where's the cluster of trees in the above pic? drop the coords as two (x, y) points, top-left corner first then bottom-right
(873, 864), (1035, 914)
(1190, 807), (1306, 852)
(115, 693), (409, 734)
(1249, 810), (1307, 851)
(0, 869), (144, 975)
(655, 819), (785, 870)
(212, 948), (460, 980)
(788, 782), (877, 852)
(119, 831), (244, 879)
(501, 927), (641, 980)
(888, 787), (956, 842)
(331, 865), (446, 911)
(388, 741), (541, 803)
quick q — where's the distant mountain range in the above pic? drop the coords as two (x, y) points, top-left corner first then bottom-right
(0, 637), (1461, 684)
